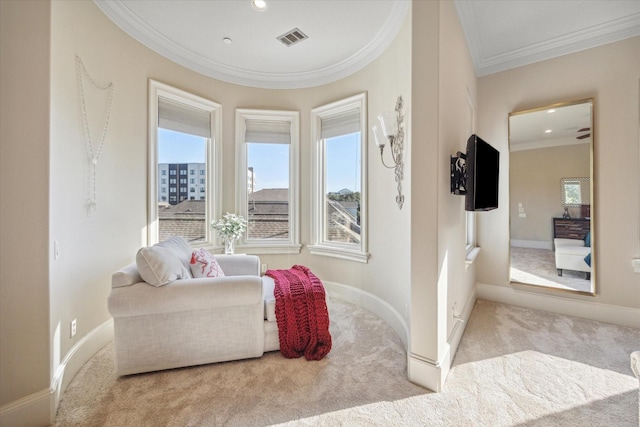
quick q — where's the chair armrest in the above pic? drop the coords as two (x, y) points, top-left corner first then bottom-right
(112, 262), (142, 288)
(215, 254), (260, 276)
(108, 275), (262, 317)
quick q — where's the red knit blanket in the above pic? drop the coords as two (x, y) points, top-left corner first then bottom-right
(265, 265), (331, 361)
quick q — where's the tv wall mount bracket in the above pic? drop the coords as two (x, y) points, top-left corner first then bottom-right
(450, 152), (467, 195)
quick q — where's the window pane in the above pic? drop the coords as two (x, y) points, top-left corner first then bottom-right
(564, 182), (581, 204)
(246, 142), (289, 240)
(157, 128), (207, 244)
(324, 132), (361, 244)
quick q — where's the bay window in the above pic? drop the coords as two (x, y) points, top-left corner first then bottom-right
(148, 79), (222, 246)
(310, 93), (368, 262)
(235, 109), (301, 253)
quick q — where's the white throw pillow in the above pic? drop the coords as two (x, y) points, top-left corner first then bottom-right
(136, 245), (191, 287)
(190, 248), (225, 278)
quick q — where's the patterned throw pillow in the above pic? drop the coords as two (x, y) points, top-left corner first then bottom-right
(189, 249), (225, 278)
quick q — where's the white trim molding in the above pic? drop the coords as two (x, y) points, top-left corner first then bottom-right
(408, 352), (448, 392)
(408, 288), (477, 392)
(0, 319), (113, 426)
(510, 239), (553, 250)
(323, 281), (408, 349)
(478, 282), (640, 329)
(447, 288), (477, 365)
(310, 93), (369, 263)
(235, 108), (300, 254)
(0, 388), (51, 427)
(147, 79), (223, 247)
(94, 1), (409, 89)
(50, 319), (114, 417)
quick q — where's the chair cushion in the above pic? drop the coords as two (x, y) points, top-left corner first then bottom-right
(190, 249), (225, 278)
(136, 243), (191, 287)
(157, 236), (194, 270)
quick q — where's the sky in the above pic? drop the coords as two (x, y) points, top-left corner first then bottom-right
(158, 128), (362, 192)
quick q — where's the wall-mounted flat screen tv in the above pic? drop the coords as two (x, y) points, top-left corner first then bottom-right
(465, 134), (499, 211)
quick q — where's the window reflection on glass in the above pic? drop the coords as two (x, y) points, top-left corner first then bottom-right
(561, 177), (589, 207)
(157, 128), (206, 243)
(246, 142), (290, 240)
(563, 181), (581, 205)
(324, 132), (361, 244)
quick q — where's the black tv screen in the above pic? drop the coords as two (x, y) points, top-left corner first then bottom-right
(465, 134), (499, 211)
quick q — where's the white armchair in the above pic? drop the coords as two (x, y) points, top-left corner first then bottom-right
(554, 237), (591, 280)
(108, 237), (279, 376)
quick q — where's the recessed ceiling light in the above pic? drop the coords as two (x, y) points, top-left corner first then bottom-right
(545, 129), (552, 133)
(223, 37), (232, 45)
(252, 0), (267, 11)
(547, 109), (556, 114)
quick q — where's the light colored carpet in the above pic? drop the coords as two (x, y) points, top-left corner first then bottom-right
(510, 247), (592, 293)
(53, 299), (639, 426)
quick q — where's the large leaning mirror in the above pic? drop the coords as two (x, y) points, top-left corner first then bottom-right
(509, 99), (594, 295)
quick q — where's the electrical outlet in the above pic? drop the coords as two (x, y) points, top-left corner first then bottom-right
(71, 319), (77, 338)
(261, 263), (268, 274)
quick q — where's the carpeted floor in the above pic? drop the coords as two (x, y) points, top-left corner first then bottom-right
(510, 247), (592, 293)
(53, 298), (639, 426)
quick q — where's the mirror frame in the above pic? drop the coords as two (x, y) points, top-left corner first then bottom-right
(561, 177), (590, 207)
(508, 98), (595, 296)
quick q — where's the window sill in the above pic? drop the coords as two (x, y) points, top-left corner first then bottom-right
(465, 247), (481, 269)
(309, 244), (369, 263)
(236, 243), (302, 255)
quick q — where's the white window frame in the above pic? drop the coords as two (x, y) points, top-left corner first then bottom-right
(235, 109), (301, 254)
(309, 93), (369, 263)
(147, 79), (222, 247)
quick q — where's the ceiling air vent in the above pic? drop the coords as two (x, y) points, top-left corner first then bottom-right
(277, 28), (308, 47)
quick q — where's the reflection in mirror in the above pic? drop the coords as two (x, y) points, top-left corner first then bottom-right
(561, 177), (589, 208)
(509, 99), (594, 295)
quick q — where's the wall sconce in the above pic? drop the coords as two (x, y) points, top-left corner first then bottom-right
(372, 95), (405, 209)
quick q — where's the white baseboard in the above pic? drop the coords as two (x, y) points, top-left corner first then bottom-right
(408, 353), (446, 392)
(511, 239), (552, 250)
(324, 281), (409, 350)
(407, 288), (477, 393)
(0, 388), (51, 427)
(50, 318), (114, 419)
(447, 288), (477, 365)
(478, 283), (640, 329)
(324, 281), (478, 393)
(2, 318), (114, 426)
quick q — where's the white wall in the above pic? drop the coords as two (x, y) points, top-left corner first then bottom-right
(510, 143), (590, 244)
(46, 0), (414, 417)
(408, 0), (478, 391)
(0, 1), (51, 420)
(1, 1), (480, 423)
(477, 37), (640, 321)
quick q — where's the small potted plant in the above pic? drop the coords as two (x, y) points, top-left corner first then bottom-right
(210, 213), (247, 254)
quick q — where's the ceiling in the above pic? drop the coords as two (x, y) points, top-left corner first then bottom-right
(95, 0), (640, 89)
(509, 100), (593, 152)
